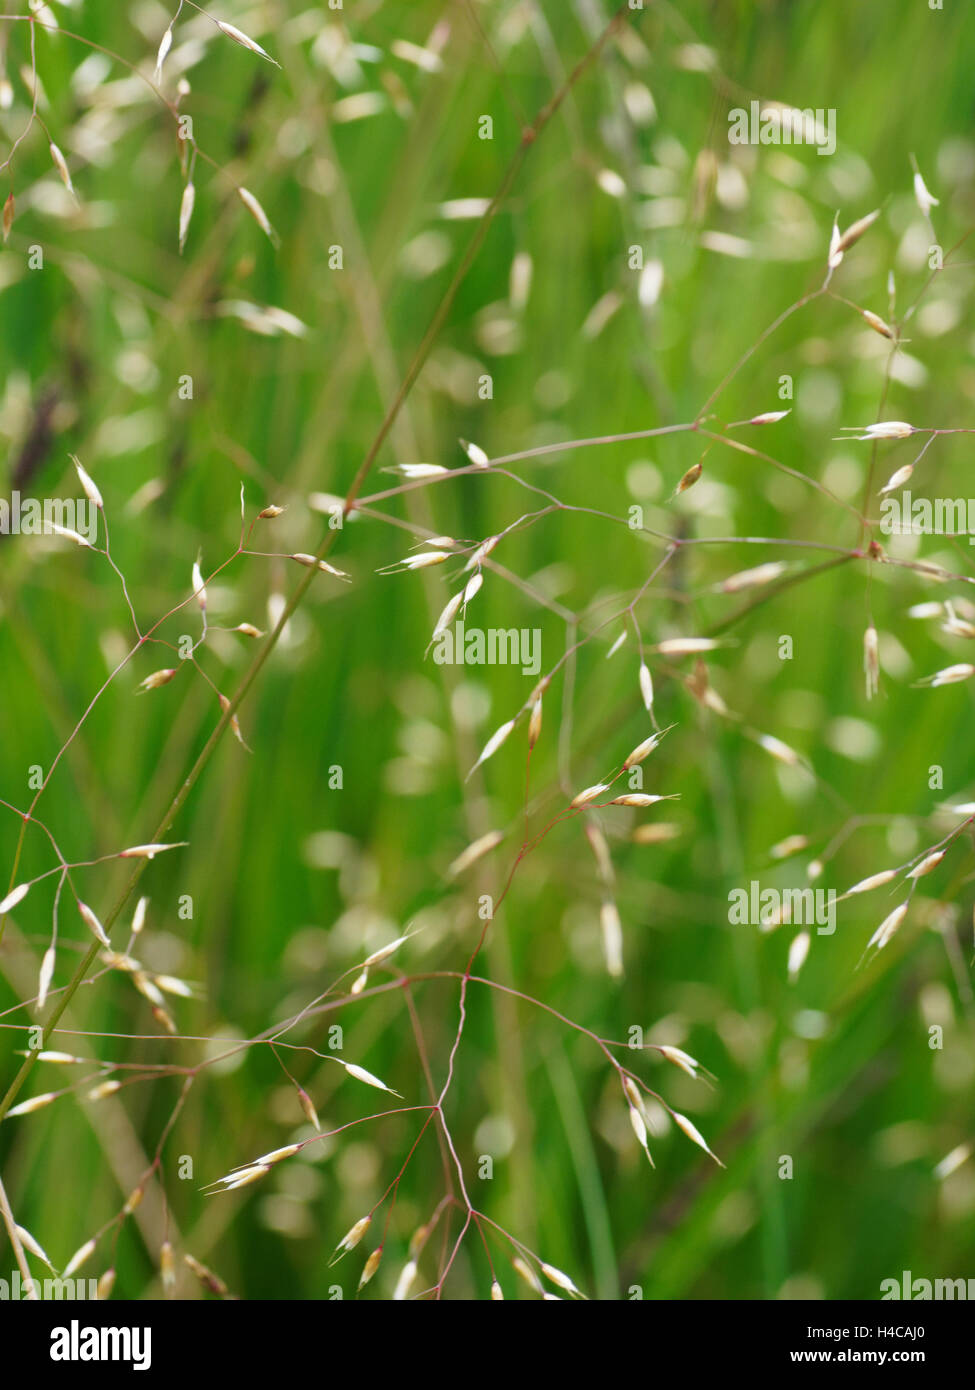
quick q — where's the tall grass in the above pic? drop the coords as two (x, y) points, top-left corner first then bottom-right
(0, 0), (973, 1300)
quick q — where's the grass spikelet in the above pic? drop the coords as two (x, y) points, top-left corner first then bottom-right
(864, 624), (879, 699)
(392, 1258), (418, 1300)
(343, 1062), (401, 1097)
(600, 900), (624, 977)
(867, 902), (909, 953)
(672, 1111), (725, 1167)
(216, 21), (280, 68)
(914, 664), (975, 688)
(358, 1247), (383, 1291)
(570, 782), (611, 809)
(7, 1092), (59, 1117)
(460, 439), (490, 467)
(184, 1254), (228, 1297)
(908, 850), (945, 879)
(160, 1241), (175, 1295)
(447, 829), (504, 878)
(49, 141), (74, 195)
(469, 717), (516, 777)
(237, 186), (279, 243)
(45, 523), (92, 549)
(0, 882), (30, 914)
(787, 931), (810, 982)
(178, 181), (195, 253)
(835, 208), (880, 253)
(15, 1226), (54, 1269)
(539, 1261), (586, 1299)
(71, 455), (103, 509)
(720, 562), (787, 593)
(331, 1214), (371, 1264)
(639, 662), (654, 712)
(63, 1238), (97, 1279)
(137, 668), (178, 692)
(78, 901), (110, 947)
(609, 793), (678, 807)
(843, 868), (897, 896)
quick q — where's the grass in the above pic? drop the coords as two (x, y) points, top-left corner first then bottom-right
(0, 0), (973, 1301)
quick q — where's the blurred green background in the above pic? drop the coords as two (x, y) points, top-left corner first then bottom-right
(1, 0), (974, 1300)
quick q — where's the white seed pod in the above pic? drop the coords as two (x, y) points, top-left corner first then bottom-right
(138, 668), (177, 692)
(343, 1062), (400, 1096)
(71, 455), (103, 509)
(490, 1279), (504, 1300)
(216, 21), (280, 66)
(16, 1225), (54, 1269)
(7, 1092), (58, 1117)
(600, 900), (623, 978)
(178, 181), (195, 253)
(868, 902), (909, 952)
(835, 208), (880, 253)
(463, 535), (500, 572)
(787, 931), (810, 982)
(861, 309), (894, 339)
(131, 896), (149, 935)
(385, 463), (448, 478)
(743, 409), (791, 426)
(844, 869), (897, 896)
(333, 1215), (371, 1257)
(864, 625), (879, 700)
(46, 523), (92, 548)
(291, 553), (349, 578)
(609, 793), (677, 808)
(757, 733), (802, 767)
(63, 1238), (97, 1279)
(622, 728), (669, 769)
(913, 170), (939, 217)
(49, 141), (73, 193)
(539, 1262), (584, 1298)
(570, 782), (611, 809)
(154, 24), (174, 82)
(672, 1111), (725, 1166)
(463, 573), (483, 606)
(363, 933), (412, 968)
(120, 843), (181, 859)
(657, 1045), (700, 1078)
(358, 1248), (383, 1291)
(0, 882), (30, 914)
(917, 664), (975, 687)
(908, 850), (945, 879)
(528, 696), (543, 749)
(460, 438), (489, 467)
(769, 835), (809, 860)
(78, 901), (110, 947)
(880, 463), (914, 493)
(639, 662), (654, 712)
(446, 830), (503, 879)
(470, 718), (516, 775)
(35, 945), (54, 1011)
(654, 637), (722, 655)
(720, 562), (787, 593)
(238, 186), (277, 243)
(392, 1259), (418, 1301)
